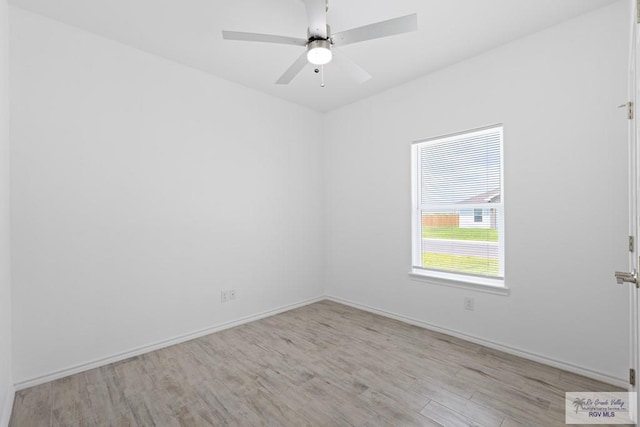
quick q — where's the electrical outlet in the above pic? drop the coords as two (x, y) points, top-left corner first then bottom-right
(221, 290), (229, 303)
(464, 297), (474, 311)
(229, 290), (236, 300)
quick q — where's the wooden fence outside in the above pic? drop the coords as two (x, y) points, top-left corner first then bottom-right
(422, 213), (459, 228)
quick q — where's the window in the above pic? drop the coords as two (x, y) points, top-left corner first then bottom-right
(473, 208), (483, 223)
(411, 125), (505, 288)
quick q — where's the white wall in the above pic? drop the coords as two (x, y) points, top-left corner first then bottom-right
(0, 0), (12, 423)
(324, 1), (631, 383)
(10, 8), (324, 384)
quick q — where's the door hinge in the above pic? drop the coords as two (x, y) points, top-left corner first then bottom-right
(619, 102), (634, 120)
(631, 368), (636, 386)
(630, 236), (635, 253)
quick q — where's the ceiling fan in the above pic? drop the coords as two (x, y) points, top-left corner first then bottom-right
(222, 0), (417, 85)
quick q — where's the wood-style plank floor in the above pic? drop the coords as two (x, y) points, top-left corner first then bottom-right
(10, 300), (623, 426)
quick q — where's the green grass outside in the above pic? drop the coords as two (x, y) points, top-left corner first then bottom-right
(423, 253), (499, 276)
(422, 226), (498, 242)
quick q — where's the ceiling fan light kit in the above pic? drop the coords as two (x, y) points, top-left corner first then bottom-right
(222, 0), (417, 86)
(307, 39), (332, 65)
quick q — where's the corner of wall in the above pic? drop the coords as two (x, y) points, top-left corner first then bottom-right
(1, 0), (13, 426)
(319, 111), (329, 296)
(0, 384), (15, 427)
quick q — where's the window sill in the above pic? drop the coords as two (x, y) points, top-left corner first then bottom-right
(409, 269), (510, 296)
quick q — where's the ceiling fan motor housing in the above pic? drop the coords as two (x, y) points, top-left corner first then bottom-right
(307, 24), (331, 42)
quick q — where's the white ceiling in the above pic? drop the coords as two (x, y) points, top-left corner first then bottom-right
(9, 0), (621, 112)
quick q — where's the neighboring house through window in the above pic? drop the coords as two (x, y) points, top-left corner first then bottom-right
(411, 125), (505, 289)
(473, 208), (483, 223)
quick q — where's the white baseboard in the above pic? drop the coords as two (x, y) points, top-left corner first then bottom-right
(326, 295), (629, 389)
(13, 294), (628, 392)
(14, 296), (325, 391)
(0, 385), (15, 427)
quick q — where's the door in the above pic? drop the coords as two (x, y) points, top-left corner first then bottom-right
(615, 0), (640, 419)
(629, 0), (638, 417)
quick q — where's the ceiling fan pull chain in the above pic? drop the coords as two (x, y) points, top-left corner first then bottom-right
(321, 65), (325, 88)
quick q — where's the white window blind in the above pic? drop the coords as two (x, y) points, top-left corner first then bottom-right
(411, 125), (504, 286)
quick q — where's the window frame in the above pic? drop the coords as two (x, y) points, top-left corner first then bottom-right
(410, 125), (507, 293)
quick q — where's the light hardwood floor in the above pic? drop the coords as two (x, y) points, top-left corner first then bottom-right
(10, 300), (624, 426)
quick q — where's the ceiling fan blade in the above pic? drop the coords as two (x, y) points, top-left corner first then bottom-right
(304, 0), (328, 39)
(332, 13), (417, 47)
(276, 51), (309, 85)
(222, 31), (307, 47)
(333, 49), (371, 84)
